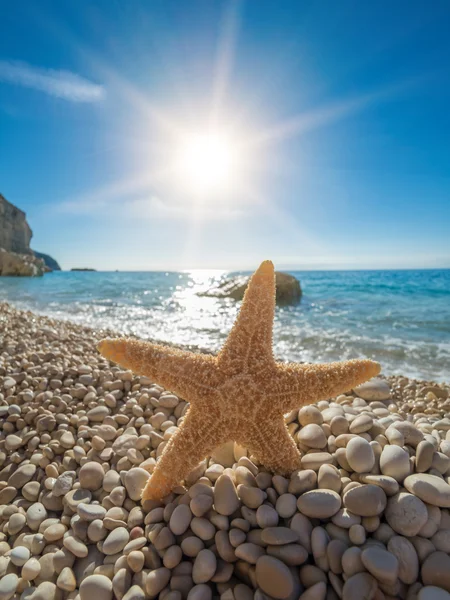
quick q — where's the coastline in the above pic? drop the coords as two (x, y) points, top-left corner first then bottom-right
(1, 301), (450, 597)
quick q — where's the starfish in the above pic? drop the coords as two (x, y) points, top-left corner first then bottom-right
(98, 260), (380, 501)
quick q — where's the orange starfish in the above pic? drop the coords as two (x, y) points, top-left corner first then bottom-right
(98, 261), (380, 501)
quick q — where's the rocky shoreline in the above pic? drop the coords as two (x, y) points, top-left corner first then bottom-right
(1, 302), (450, 600)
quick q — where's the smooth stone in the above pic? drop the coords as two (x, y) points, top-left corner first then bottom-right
(301, 452), (333, 471)
(0, 487), (17, 504)
(235, 543), (265, 564)
(342, 572), (377, 600)
(5, 434), (22, 451)
(8, 513), (26, 535)
(124, 468), (149, 501)
(102, 527), (129, 555)
(267, 543), (308, 566)
(64, 535), (88, 558)
(288, 469), (317, 495)
(0, 574), (17, 600)
(299, 582), (327, 600)
(192, 549), (216, 583)
(79, 574), (113, 600)
(341, 546), (364, 577)
(298, 405), (323, 426)
(290, 513), (313, 553)
(297, 489), (341, 519)
(191, 518), (215, 541)
(317, 464), (341, 493)
(122, 586), (146, 600)
(359, 474), (399, 496)
(331, 508), (361, 529)
(349, 414), (373, 434)
(353, 378), (391, 401)
(298, 424), (327, 448)
(78, 462), (104, 491)
(26, 503), (47, 530)
(22, 558), (41, 580)
(346, 437), (375, 473)
(343, 484), (387, 517)
(187, 584), (212, 600)
(416, 441), (436, 473)
(420, 505), (442, 538)
(77, 503), (106, 521)
(255, 555), (294, 599)
(238, 485), (265, 509)
(385, 492), (428, 536)
(87, 406), (109, 422)
(10, 546), (30, 567)
(380, 445), (410, 482)
(213, 474), (240, 516)
(8, 463), (36, 488)
(431, 530), (450, 553)
(404, 474), (450, 508)
(361, 546), (398, 585)
(103, 470), (121, 492)
(112, 434), (138, 457)
(190, 494), (213, 517)
(387, 535), (419, 585)
(112, 567), (131, 600)
(170, 504), (193, 536)
(392, 421), (424, 446)
(422, 552), (450, 592)
(28, 582), (59, 600)
(256, 505), (279, 528)
(181, 537), (205, 558)
(261, 527), (298, 546)
(146, 567), (171, 597)
(56, 567), (77, 592)
(276, 494), (297, 518)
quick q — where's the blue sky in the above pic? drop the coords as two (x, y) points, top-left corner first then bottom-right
(1, 0), (449, 271)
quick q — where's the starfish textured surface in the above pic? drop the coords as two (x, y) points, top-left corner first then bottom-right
(98, 260), (381, 501)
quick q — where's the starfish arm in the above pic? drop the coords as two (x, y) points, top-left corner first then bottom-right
(240, 417), (301, 476)
(217, 260), (276, 376)
(141, 407), (228, 500)
(267, 358), (381, 412)
(97, 338), (221, 403)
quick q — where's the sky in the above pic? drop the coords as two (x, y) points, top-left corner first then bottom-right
(1, 1), (450, 271)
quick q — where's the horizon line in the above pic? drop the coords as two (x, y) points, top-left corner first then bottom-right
(55, 266), (450, 273)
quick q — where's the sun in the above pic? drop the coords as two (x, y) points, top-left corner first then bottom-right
(176, 130), (238, 194)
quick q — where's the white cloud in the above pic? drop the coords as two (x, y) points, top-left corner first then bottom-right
(0, 60), (105, 102)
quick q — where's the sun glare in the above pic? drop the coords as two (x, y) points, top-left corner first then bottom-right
(176, 131), (237, 194)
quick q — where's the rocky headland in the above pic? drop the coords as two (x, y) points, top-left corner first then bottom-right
(1, 302), (450, 599)
(0, 193), (60, 276)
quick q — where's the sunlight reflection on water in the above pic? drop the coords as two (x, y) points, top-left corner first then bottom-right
(0, 268), (449, 381)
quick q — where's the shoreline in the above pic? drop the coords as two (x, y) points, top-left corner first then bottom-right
(1, 298), (448, 385)
(1, 301), (450, 597)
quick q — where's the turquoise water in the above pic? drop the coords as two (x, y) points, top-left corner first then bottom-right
(1, 269), (449, 382)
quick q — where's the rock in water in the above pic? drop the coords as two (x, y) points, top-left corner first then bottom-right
(199, 271), (302, 305)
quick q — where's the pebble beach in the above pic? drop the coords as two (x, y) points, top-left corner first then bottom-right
(1, 301), (450, 600)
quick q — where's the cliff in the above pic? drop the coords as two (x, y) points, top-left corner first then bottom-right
(0, 193), (61, 275)
(0, 193), (32, 254)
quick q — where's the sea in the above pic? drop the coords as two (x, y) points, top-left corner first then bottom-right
(1, 269), (449, 382)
